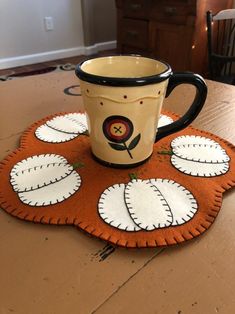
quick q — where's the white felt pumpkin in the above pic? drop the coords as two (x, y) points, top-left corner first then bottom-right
(10, 154), (81, 206)
(157, 114), (174, 128)
(125, 179), (173, 230)
(98, 178), (197, 231)
(98, 183), (141, 231)
(148, 179), (198, 226)
(171, 135), (230, 177)
(35, 113), (88, 143)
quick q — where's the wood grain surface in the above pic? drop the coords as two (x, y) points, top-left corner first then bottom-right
(0, 72), (235, 314)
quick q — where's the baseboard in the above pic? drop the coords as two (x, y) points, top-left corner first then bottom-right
(0, 40), (117, 70)
(84, 41), (117, 56)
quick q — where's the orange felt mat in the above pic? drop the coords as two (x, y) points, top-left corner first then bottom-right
(0, 110), (234, 248)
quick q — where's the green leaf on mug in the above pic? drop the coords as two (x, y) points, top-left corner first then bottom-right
(128, 134), (141, 150)
(108, 142), (126, 151)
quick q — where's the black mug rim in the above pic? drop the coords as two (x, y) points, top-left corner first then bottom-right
(75, 55), (173, 87)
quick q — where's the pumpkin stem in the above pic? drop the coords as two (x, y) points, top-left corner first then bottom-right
(82, 130), (89, 136)
(158, 150), (173, 155)
(72, 162), (85, 169)
(129, 173), (138, 180)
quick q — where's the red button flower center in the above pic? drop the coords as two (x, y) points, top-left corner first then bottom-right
(103, 116), (134, 143)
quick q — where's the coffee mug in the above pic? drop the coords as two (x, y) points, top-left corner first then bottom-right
(76, 55), (207, 168)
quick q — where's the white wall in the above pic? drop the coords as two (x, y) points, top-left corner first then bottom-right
(0, 0), (116, 69)
(0, 0), (85, 58)
(0, 0), (85, 68)
(0, 0), (117, 69)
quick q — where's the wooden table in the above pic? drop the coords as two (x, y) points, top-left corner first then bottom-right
(0, 72), (235, 314)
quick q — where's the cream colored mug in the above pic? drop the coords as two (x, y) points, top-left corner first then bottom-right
(76, 55), (207, 168)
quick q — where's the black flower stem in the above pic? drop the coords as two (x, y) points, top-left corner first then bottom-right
(122, 141), (133, 159)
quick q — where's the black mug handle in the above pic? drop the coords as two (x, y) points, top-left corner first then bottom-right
(155, 72), (207, 142)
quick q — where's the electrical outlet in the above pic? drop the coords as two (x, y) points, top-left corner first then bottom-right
(44, 17), (54, 31)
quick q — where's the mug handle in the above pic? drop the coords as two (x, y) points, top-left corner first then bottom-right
(155, 72), (207, 142)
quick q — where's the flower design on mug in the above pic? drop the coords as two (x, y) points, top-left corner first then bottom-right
(102, 115), (141, 159)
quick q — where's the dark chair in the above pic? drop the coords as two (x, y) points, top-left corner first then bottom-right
(206, 9), (235, 85)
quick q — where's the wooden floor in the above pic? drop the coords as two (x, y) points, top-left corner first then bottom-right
(0, 49), (116, 76)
